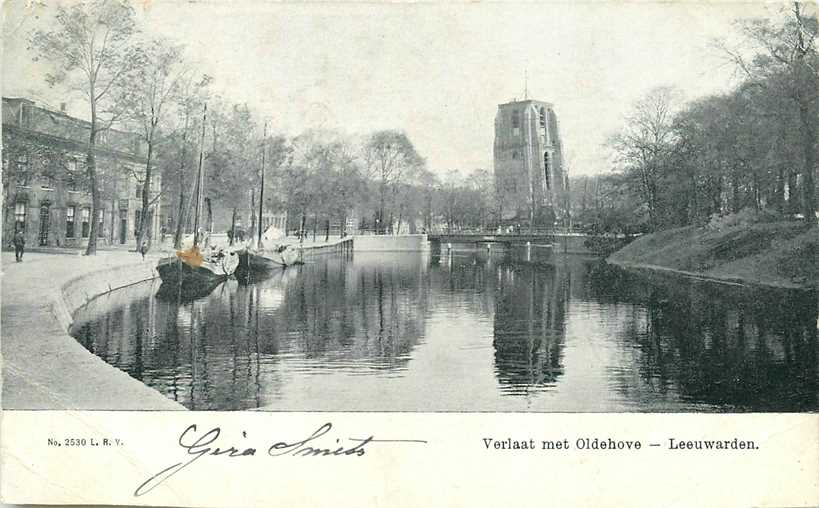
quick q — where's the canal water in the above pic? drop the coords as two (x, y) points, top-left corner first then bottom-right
(70, 247), (818, 412)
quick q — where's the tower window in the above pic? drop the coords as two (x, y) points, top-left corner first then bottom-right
(544, 152), (551, 190)
(511, 110), (520, 136)
(539, 107), (546, 128)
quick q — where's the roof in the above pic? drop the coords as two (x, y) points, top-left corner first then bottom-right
(498, 98), (554, 108)
(2, 97), (146, 159)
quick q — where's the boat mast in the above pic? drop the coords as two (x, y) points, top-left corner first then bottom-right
(257, 121), (267, 247)
(193, 103), (208, 248)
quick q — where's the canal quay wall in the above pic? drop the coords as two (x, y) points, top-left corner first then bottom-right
(1, 251), (185, 410)
(352, 234), (430, 252)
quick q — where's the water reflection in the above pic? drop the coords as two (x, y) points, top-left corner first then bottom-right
(584, 263), (818, 411)
(71, 247), (818, 411)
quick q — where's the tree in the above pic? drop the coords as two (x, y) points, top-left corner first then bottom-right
(285, 130), (365, 239)
(718, 2), (818, 222)
(30, 0), (143, 254)
(465, 168), (497, 230)
(130, 39), (189, 251)
(363, 131), (424, 234)
(205, 103), (262, 242)
(166, 74), (211, 248)
(609, 87), (681, 230)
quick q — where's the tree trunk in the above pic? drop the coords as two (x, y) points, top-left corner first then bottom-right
(84, 103), (99, 256)
(786, 170), (799, 214)
(325, 218), (330, 242)
(173, 183), (186, 249)
(312, 214), (317, 242)
(731, 172), (741, 213)
(300, 213), (306, 245)
(229, 207), (237, 246)
(146, 209), (154, 248)
(110, 194), (117, 245)
(136, 130), (154, 252)
(774, 166), (785, 212)
(378, 181), (386, 235)
(798, 101), (817, 223)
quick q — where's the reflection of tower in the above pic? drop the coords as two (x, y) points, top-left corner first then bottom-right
(492, 263), (567, 392)
(493, 99), (567, 226)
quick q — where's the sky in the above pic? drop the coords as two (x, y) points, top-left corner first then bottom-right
(2, 1), (785, 176)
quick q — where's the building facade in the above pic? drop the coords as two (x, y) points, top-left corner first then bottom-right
(2, 97), (161, 249)
(493, 99), (568, 227)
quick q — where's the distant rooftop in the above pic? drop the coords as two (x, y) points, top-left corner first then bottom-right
(2, 96), (147, 159)
(498, 98), (554, 108)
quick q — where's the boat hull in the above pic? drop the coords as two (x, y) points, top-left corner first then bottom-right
(236, 246), (300, 280)
(156, 257), (228, 299)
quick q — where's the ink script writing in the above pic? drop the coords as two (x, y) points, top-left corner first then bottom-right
(134, 422), (427, 497)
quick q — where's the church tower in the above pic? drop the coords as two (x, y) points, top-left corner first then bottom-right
(493, 99), (567, 227)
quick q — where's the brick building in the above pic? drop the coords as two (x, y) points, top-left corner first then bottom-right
(2, 97), (162, 249)
(493, 99), (568, 227)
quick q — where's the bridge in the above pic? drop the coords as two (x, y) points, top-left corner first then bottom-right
(427, 231), (597, 254)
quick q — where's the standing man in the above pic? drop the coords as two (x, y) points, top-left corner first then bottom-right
(13, 229), (26, 262)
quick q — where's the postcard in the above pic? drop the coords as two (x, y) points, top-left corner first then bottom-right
(1, 1), (817, 506)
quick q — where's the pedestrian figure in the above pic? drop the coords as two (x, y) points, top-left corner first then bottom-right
(13, 230), (26, 262)
(139, 241), (149, 260)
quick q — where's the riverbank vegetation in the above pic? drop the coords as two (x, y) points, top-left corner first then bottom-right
(608, 212), (817, 289)
(598, 4), (818, 288)
(575, 4), (817, 238)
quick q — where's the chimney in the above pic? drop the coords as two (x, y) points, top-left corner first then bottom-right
(60, 103), (67, 113)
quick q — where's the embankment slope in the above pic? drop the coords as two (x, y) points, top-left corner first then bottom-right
(607, 221), (817, 290)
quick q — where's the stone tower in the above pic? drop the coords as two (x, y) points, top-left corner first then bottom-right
(493, 99), (567, 227)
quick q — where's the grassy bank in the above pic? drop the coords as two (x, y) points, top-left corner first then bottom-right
(607, 220), (817, 290)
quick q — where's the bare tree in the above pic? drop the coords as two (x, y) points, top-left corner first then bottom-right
(717, 2), (818, 222)
(609, 86), (681, 229)
(30, 0), (143, 254)
(166, 74), (212, 249)
(131, 39), (190, 251)
(363, 130), (424, 234)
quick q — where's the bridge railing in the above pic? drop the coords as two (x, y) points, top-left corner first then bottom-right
(428, 227), (589, 237)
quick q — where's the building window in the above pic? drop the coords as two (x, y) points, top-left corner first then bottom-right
(41, 169), (57, 190)
(136, 185), (143, 199)
(66, 160), (81, 191)
(544, 152), (551, 190)
(98, 209), (105, 237)
(511, 110), (520, 136)
(16, 155), (30, 186)
(539, 107), (547, 128)
(135, 209), (142, 237)
(512, 151), (519, 160)
(14, 203), (26, 232)
(66, 206), (76, 238)
(81, 207), (91, 238)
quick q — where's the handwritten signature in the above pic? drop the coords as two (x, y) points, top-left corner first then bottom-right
(135, 422), (427, 497)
